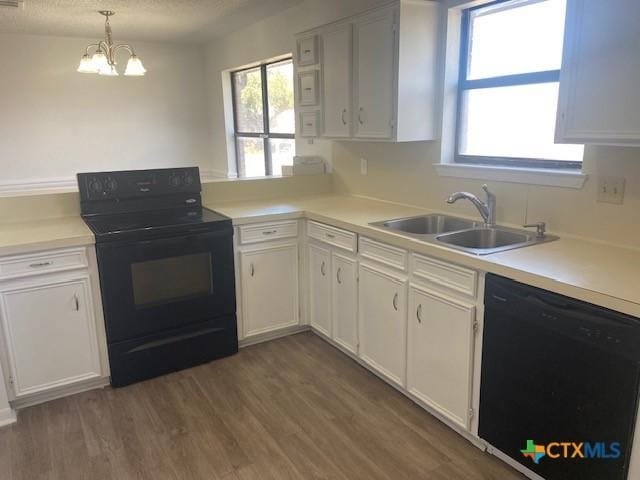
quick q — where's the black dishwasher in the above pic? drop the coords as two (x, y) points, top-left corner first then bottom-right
(479, 274), (640, 480)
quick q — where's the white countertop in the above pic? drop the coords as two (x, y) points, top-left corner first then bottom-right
(0, 217), (94, 256)
(207, 194), (640, 318)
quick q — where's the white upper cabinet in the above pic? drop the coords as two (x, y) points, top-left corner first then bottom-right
(322, 23), (352, 138)
(556, 0), (640, 145)
(299, 0), (439, 142)
(354, 8), (396, 139)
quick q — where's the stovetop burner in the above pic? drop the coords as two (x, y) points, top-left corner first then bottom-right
(77, 167), (231, 243)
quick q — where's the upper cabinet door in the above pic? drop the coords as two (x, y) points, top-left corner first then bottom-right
(322, 23), (352, 138)
(353, 8), (396, 140)
(556, 0), (640, 145)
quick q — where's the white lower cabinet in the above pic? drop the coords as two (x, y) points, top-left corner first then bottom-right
(240, 241), (299, 338)
(0, 277), (101, 398)
(358, 262), (407, 387)
(0, 247), (107, 405)
(331, 252), (358, 355)
(407, 284), (477, 429)
(308, 243), (331, 337)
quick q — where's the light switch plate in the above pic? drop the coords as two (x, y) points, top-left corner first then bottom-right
(597, 176), (626, 204)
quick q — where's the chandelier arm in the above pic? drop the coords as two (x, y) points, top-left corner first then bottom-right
(83, 43), (102, 56)
(113, 44), (135, 56)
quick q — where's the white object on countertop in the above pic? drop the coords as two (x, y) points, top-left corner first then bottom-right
(282, 156), (326, 176)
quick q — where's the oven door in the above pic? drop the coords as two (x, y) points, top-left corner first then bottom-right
(96, 228), (235, 344)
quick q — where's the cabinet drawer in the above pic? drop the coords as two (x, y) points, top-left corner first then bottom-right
(239, 221), (298, 245)
(0, 248), (88, 280)
(297, 35), (318, 66)
(307, 221), (356, 253)
(411, 253), (477, 297)
(298, 71), (319, 106)
(359, 237), (407, 272)
(300, 111), (320, 137)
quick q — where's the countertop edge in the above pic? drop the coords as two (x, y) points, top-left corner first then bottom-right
(215, 202), (640, 319)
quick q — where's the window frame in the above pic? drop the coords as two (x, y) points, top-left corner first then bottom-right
(455, 0), (581, 170)
(231, 57), (295, 177)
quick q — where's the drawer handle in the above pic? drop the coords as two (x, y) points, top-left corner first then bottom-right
(29, 261), (52, 268)
(262, 230), (277, 235)
(325, 233), (335, 239)
(393, 293), (398, 311)
(336, 267), (342, 284)
(304, 49), (311, 54)
(416, 304), (422, 323)
(305, 123), (313, 127)
(304, 87), (312, 91)
(74, 294), (80, 312)
(321, 261), (326, 276)
(341, 109), (347, 125)
(250, 263), (255, 277)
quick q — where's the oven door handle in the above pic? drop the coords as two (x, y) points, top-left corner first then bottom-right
(134, 229), (231, 246)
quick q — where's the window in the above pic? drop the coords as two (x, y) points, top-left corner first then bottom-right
(456, 0), (583, 169)
(231, 58), (295, 177)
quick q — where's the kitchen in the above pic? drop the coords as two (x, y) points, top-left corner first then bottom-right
(0, 0), (639, 479)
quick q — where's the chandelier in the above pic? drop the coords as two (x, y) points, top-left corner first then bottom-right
(77, 11), (146, 77)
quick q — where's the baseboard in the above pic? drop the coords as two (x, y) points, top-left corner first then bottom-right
(239, 325), (311, 348)
(11, 376), (109, 410)
(0, 406), (17, 428)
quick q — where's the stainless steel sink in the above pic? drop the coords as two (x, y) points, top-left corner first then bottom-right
(370, 215), (558, 255)
(371, 214), (479, 236)
(435, 227), (543, 255)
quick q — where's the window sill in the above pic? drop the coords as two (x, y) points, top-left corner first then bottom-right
(434, 163), (588, 189)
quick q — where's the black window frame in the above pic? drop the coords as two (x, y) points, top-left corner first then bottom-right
(231, 57), (295, 177)
(455, 0), (582, 170)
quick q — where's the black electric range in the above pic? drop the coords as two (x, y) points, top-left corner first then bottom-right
(78, 167), (238, 387)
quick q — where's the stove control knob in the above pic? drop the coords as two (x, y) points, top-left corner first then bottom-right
(88, 179), (103, 193)
(105, 177), (118, 192)
(170, 174), (183, 188)
(184, 173), (195, 186)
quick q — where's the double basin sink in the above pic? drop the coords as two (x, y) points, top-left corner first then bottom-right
(370, 214), (557, 255)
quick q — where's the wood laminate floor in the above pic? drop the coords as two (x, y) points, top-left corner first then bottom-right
(0, 332), (526, 480)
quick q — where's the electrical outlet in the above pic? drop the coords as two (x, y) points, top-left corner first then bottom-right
(597, 176), (626, 204)
(360, 158), (368, 175)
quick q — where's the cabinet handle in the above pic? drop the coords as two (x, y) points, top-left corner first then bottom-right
(325, 233), (335, 239)
(304, 49), (311, 54)
(393, 293), (398, 311)
(29, 261), (52, 268)
(321, 261), (326, 276)
(358, 108), (364, 125)
(262, 230), (277, 235)
(74, 294), (80, 311)
(250, 263), (255, 277)
(341, 108), (347, 125)
(416, 304), (422, 323)
(336, 267), (342, 284)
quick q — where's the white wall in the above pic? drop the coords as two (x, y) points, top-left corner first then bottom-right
(0, 33), (212, 193)
(203, 0), (389, 177)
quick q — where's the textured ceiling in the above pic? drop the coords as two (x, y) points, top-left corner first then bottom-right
(0, 0), (305, 44)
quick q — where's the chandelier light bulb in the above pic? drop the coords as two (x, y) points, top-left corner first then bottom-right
(99, 64), (119, 77)
(124, 55), (147, 76)
(77, 54), (98, 73)
(91, 51), (109, 73)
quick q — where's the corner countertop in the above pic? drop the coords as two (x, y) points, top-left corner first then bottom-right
(0, 217), (94, 257)
(207, 194), (640, 318)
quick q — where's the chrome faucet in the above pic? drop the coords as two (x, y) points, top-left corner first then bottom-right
(446, 184), (496, 227)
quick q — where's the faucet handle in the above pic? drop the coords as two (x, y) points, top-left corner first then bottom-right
(523, 222), (546, 239)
